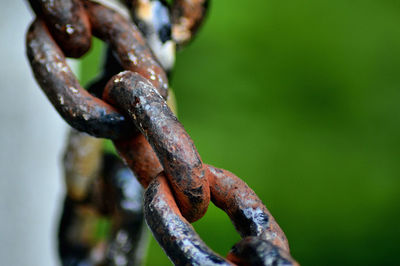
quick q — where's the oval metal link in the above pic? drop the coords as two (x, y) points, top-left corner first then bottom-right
(104, 71), (210, 222)
(207, 165), (290, 251)
(59, 151), (148, 265)
(26, 19), (135, 139)
(144, 164), (298, 265)
(171, 0), (210, 48)
(84, 1), (169, 99)
(25, 1), (298, 264)
(227, 237), (299, 266)
(27, 0), (92, 58)
(127, 0), (176, 72)
(145, 173), (231, 266)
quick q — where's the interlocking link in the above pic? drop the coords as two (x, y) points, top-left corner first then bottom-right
(26, 19), (134, 139)
(145, 168), (299, 265)
(25, 0), (298, 265)
(207, 166), (289, 251)
(127, 0), (176, 71)
(28, 0), (92, 58)
(171, 0), (210, 48)
(145, 173), (230, 265)
(227, 237), (297, 266)
(105, 71), (210, 222)
(60, 137), (148, 265)
(85, 1), (169, 97)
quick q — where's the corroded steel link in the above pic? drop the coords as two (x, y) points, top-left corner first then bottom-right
(101, 153), (149, 266)
(227, 237), (299, 266)
(59, 152), (148, 265)
(86, 49), (163, 189)
(27, 0), (92, 58)
(171, 0), (210, 48)
(114, 134), (163, 188)
(144, 164), (298, 265)
(207, 165), (289, 251)
(126, 0), (176, 72)
(84, 1), (169, 98)
(26, 19), (135, 139)
(25, 0), (298, 264)
(145, 174), (232, 266)
(104, 71), (210, 222)
(103, 71), (297, 264)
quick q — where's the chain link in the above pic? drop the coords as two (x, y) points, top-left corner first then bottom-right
(60, 133), (148, 265)
(25, 0), (298, 265)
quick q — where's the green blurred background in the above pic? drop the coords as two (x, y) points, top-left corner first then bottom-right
(81, 0), (400, 265)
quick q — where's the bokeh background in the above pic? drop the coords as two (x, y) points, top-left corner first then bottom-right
(1, 0), (400, 265)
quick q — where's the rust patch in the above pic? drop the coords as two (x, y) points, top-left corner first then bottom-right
(144, 174), (231, 265)
(171, 0), (210, 48)
(28, 0), (92, 58)
(104, 71), (210, 222)
(26, 19), (135, 139)
(84, 1), (169, 98)
(207, 164), (290, 252)
(227, 237), (299, 266)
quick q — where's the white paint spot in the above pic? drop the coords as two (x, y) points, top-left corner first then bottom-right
(65, 24), (75, 35)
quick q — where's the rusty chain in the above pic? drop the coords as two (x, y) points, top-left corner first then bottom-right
(25, 0), (298, 265)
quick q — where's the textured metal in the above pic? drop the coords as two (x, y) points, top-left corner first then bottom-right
(25, 0), (298, 265)
(27, 0), (92, 58)
(143, 161), (299, 265)
(26, 19), (134, 139)
(59, 152), (148, 266)
(171, 0), (210, 48)
(128, 0), (176, 72)
(207, 165), (289, 251)
(104, 71), (210, 222)
(227, 237), (299, 266)
(145, 174), (231, 266)
(84, 1), (169, 98)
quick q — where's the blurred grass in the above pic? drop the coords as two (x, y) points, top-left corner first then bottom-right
(80, 0), (400, 265)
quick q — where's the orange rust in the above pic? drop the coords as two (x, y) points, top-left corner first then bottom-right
(206, 165), (290, 252)
(227, 237), (299, 266)
(103, 71), (210, 222)
(114, 134), (162, 188)
(171, 0), (209, 47)
(144, 173), (231, 265)
(84, 1), (169, 98)
(28, 0), (92, 58)
(26, 1), (298, 264)
(26, 19), (134, 139)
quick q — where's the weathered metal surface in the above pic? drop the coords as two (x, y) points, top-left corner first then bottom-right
(144, 174), (231, 266)
(84, 1), (169, 99)
(59, 153), (148, 266)
(27, 0), (91, 58)
(207, 165), (290, 252)
(227, 237), (299, 266)
(58, 197), (101, 265)
(104, 71), (210, 222)
(114, 133), (163, 188)
(25, 0), (298, 264)
(101, 153), (149, 266)
(143, 163), (298, 265)
(128, 0), (176, 72)
(26, 19), (134, 139)
(171, 0), (210, 48)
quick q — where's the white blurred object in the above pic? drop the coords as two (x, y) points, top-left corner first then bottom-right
(0, 1), (66, 265)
